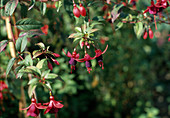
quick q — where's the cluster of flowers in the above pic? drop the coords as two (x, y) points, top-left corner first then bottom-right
(0, 81), (8, 100)
(22, 94), (64, 117)
(143, 0), (169, 39)
(63, 45), (108, 74)
(73, 2), (86, 18)
(143, 0), (169, 15)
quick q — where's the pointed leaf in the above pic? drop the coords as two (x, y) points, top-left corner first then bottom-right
(6, 58), (16, 77)
(28, 84), (37, 98)
(20, 36), (27, 52)
(26, 66), (41, 77)
(28, 78), (39, 85)
(45, 73), (58, 79)
(36, 58), (47, 69)
(5, 0), (18, 16)
(25, 54), (33, 66)
(28, 0), (35, 10)
(40, 2), (46, 15)
(35, 42), (45, 50)
(0, 40), (8, 53)
(16, 18), (43, 31)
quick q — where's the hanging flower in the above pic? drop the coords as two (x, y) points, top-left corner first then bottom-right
(47, 61), (53, 71)
(63, 49), (79, 73)
(43, 96), (64, 114)
(22, 98), (47, 117)
(73, 4), (80, 18)
(94, 45), (108, 69)
(79, 3), (86, 16)
(76, 53), (95, 73)
(143, 0), (157, 15)
(41, 25), (49, 35)
(0, 81), (8, 91)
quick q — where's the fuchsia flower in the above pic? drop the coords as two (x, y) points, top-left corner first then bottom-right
(143, 0), (169, 14)
(47, 60), (53, 71)
(22, 98), (47, 117)
(63, 49), (79, 73)
(43, 96), (64, 114)
(143, 0), (158, 15)
(41, 25), (49, 35)
(0, 81), (8, 91)
(94, 45), (108, 69)
(76, 53), (95, 73)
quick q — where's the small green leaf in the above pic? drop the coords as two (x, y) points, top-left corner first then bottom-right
(6, 58), (16, 77)
(28, 84), (37, 98)
(28, 0), (35, 10)
(40, 2), (46, 15)
(41, 70), (50, 78)
(55, 1), (62, 12)
(21, 36), (27, 52)
(115, 22), (123, 31)
(35, 42), (45, 50)
(36, 58), (47, 69)
(26, 66), (41, 77)
(134, 22), (144, 39)
(33, 51), (43, 58)
(45, 73), (58, 79)
(25, 54), (33, 66)
(28, 78), (39, 85)
(0, 40), (8, 53)
(16, 18), (43, 31)
(43, 81), (52, 90)
(75, 27), (82, 33)
(5, 0), (18, 16)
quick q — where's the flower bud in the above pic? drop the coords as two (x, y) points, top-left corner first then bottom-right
(149, 28), (154, 39)
(79, 4), (86, 16)
(73, 4), (80, 18)
(143, 29), (148, 39)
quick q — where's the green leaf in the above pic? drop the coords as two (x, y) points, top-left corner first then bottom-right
(115, 22), (123, 31)
(134, 22), (144, 39)
(55, 1), (62, 12)
(16, 18), (43, 31)
(41, 70), (50, 78)
(75, 27), (82, 33)
(36, 58), (46, 69)
(33, 51), (43, 58)
(40, 2), (46, 15)
(45, 73), (58, 79)
(28, 0), (35, 10)
(20, 36), (27, 52)
(6, 58), (16, 77)
(28, 84), (37, 98)
(28, 78), (39, 85)
(0, 40), (8, 53)
(26, 66), (41, 77)
(25, 54), (33, 66)
(35, 42), (45, 50)
(5, 0), (18, 16)
(43, 81), (52, 90)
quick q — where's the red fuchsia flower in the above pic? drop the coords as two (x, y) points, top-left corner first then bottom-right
(155, 0), (169, 12)
(41, 25), (49, 35)
(79, 3), (86, 16)
(0, 92), (3, 100)
(76, 53), (95, 73)
(48, 60), (53, 71)
(143, 29), (148, 39)
(0, 81), (8, 91)
(149, 28), (154, 39)
(94, 45), (108, 69)
(73, 4), (80, 18)
(22, 98), (47, 117)
(63, 49), (79, 73)
(43, 96), (64, 114)
(143, 0), (157, 15)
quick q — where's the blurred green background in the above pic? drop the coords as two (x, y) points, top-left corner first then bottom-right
(0, 0), (170, 118)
